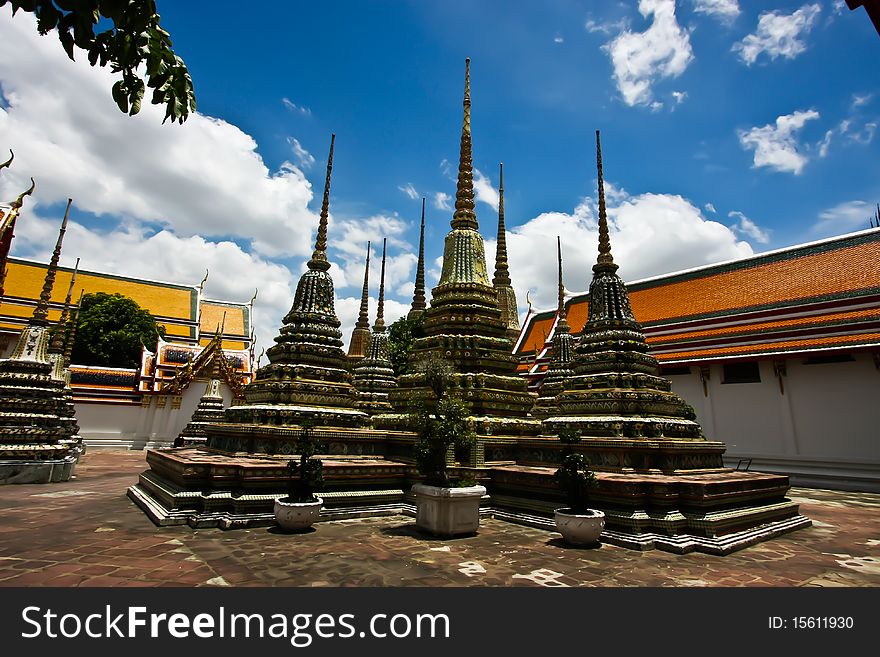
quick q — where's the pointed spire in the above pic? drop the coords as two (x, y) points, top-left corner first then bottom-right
(409, 198), (427, 318)
(451, 58), (478, 231)
(62, 290), (83, 368)
(492, 162), (512, 287)
(355, 241), (371, 331)
(375, 238), (387, 333)
(556, 236), (570, 333)
(33, 198), (72, 325)
(49, 258), (79, 354)
(308, 133), (335, 272)
(594, 130), (617, 274)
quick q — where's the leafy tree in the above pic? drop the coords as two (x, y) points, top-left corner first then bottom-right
(71, 292), (165, 368)
(387, 313), (424, 376)
(554, 428), (597, 514)
(1, 0), (195, 123)
(283, 422), (324, 503)
(408, 353), (476, 488)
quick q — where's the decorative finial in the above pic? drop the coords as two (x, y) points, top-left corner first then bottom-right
(12, 177), (35, 209)
(309, 133), (335, 271)
(198, 269), (209, 293)
(375, 238), (387, 332)
(594, 130), (617, 273)
(355, 241), (371, 331)
(557, 237), (565, 316)
(0, 149), (12, 172)
(451, 59), (477, 231)
(409, 198), (427, 317)
(33, 198), (72, 324)
(526, 289), (533, 313)
(492, 162), (512, 287)
(49, 257), (79, 354)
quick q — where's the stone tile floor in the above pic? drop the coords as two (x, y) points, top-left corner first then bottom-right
(0, 451), (878, 587)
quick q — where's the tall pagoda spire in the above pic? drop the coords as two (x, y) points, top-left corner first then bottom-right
(49, 257), (79, 355)
(33, 198), (71, 326)
(375, 238), (386, 333)
(380, 58), (538, 432)
(452, 58), (477, 231)
(408, 197), (427, 319)
(62, 290), (83, 368)
(230, 132), (368, 431)
(492, 162), (519, 337)
(308, 134), (335, 272)
(532, 237), (574, 418)
(352, 237), (396, 414)
(594, 130), (617, 274)
(348, 241), (372, 360)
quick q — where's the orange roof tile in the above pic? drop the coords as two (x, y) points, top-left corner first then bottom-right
(656, 332), (880, 361)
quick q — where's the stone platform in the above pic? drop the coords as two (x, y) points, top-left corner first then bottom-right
(129, 434), (809, 555)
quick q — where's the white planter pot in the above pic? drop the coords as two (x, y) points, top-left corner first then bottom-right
(412, 483), (487, 537)
(554, 508), (605, 546)
(274, 496), (323, 531)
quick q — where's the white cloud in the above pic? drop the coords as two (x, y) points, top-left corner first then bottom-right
(473, 168), (500, 211)
(604, 0), (694, 108)
(554, 35), (564, 44)
(691, 1), (740, 22)
(737, 110), (820, 174)
(14, 209), (294, 354)
(671, 90), (687, 105)
(398, 183), (419, 200)
(489, 188), (753, 314)
(585, 17), (631, 35)
(848, 122), (876, 144)
(704, 202), (716, 213)
(851, 93), (873, 109)
(434, 191), (452, 210)
(439, 158), (452, 177)
(0, 13), (320, 259)
(282, 97), (311, 116)
(813, 200), (872, 236)
(818, 129), (833, 157)
(287, 137), (315, 170)
(733, 4), (821, 65)
(728, 210), (770, 244)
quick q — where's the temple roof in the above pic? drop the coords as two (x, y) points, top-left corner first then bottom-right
(516, 227), (880, 367)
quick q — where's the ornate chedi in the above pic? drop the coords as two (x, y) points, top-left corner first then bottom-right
(174, 378), (226, 447)
(543, 133), (704, 442)
(46, 256), (82, 455)
(347, 242), (372, 361)
(381, 59), (538, 434)
(352, 239), (398, 413)
(408, 198), (427, 320)
(531, 237), (574, 419)
(209, 134), (368, 441)
(0, 200), (82, 484)
(492, 163), (520, 340)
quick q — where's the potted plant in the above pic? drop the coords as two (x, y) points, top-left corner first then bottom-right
(409, 355), (485, 537)
(274, 422), (325, 532)
(554, 428), (605, 546)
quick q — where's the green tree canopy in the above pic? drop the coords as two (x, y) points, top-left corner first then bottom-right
(71, 292), (165, 368)
(1, 0), (195, 123)
(387, 313), (424, 376)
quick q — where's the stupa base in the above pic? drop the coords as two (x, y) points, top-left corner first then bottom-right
(0, 456), (77, 484)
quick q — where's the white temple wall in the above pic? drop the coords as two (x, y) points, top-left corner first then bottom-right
(668, 353), (880, 492)
(75, 379), (234, 449)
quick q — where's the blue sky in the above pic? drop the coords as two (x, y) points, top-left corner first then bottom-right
(0, 1), (877, 350)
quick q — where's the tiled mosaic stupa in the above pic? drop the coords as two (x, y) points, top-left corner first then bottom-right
(408, 198), (427, 320)
(174, 378), (226, 447)
(215, 134), (369, 443)
(352, 239), (398, 414)
(531, 237), (574, 419)
(0, 201), (82, 484)
(381, 59), (538, 433)
(543, 132), (705, 443)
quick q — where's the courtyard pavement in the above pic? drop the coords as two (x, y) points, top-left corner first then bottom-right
(0, 451), (878, 587)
